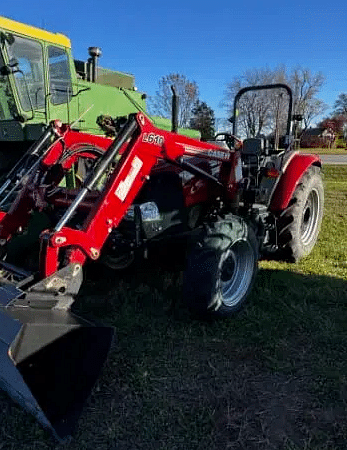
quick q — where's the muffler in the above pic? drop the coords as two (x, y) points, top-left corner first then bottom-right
(0, 264), (114, 441)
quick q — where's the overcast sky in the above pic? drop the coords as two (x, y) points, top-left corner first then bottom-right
(2, 0), (346, 123)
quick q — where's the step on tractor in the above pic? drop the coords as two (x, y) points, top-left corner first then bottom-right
(0, 83), (323, 440)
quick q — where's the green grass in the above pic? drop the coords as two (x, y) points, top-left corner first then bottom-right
(1, 166), (347, 449)
(300, 147), (347, 155)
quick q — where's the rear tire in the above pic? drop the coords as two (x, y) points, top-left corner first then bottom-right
(183, 216), (258, 318)
(277, 165), (324, 262)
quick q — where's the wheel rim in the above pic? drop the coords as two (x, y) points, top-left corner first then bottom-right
(301, 188), (320, 247)
(219, 239), (256, 308)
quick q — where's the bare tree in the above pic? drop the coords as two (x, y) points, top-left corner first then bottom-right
(333, 93), (347, 116)
(223, 66), (288, 138)
(223, 65), (326, 138)
(148, 73), (199, 128)
(289, 67), (327, 130)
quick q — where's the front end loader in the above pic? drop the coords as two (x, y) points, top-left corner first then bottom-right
(0, 112), (247, 440)
(0, 83), (323, 440)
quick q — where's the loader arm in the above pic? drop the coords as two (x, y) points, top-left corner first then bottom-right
(0, 112), (239, 278)
(36, 113), (240, 277)
(0, 127), (112, 240)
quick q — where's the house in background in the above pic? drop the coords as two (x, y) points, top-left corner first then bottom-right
(300, 127), (336, 148)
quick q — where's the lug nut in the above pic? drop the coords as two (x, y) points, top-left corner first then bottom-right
(90, 248), (99, 259)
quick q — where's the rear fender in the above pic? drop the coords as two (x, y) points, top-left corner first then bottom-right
(269, 153), (321, 212)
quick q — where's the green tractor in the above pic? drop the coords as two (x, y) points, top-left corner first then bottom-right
(0, 15), (197, 173)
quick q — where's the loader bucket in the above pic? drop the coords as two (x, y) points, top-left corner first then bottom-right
(0, 304), (114, 441)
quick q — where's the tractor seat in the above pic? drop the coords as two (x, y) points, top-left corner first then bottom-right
(242, 138), (265, 155)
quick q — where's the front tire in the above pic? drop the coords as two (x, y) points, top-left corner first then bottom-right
(277, 165), (324, 262)
(183, 216), (258, 318)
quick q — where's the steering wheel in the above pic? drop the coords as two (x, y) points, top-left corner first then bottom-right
(214, 133), (243, 149)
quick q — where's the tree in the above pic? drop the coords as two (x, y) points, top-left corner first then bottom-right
(318, 115), (347, 144)
(333, 93), (347, 116)
(223, 65), (327, 138)
(223, 66), (287, 138)
(148, 73), (199, 128)
(318, 115), (347, 135)
(189, 101), (215, 140)
(289, 67), (327, 130)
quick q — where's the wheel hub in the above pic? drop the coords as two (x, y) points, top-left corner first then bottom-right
(301, 188), (320, 247)
(219, 240), (255, 308)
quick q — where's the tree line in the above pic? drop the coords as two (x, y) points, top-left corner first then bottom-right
(148, 66), (347, 147)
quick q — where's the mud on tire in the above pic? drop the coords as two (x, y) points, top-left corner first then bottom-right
(183, 215), (258, 318)
(277, 165), (324, 262)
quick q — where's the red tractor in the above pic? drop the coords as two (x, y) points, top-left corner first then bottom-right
(0, 84), (323, 440)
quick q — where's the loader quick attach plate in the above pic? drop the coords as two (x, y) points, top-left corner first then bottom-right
(0, 264), (115, 441)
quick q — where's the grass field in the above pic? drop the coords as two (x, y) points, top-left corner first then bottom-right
(0, 166), (347, 450)
(300, 147), (347, 155)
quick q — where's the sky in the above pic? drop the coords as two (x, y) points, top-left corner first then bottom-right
(1, 0), (347, 125)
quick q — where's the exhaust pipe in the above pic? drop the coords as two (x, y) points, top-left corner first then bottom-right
(171, 85), (179, 133)
(0, 265), (114, 441)
(88, 47), (102, 83)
